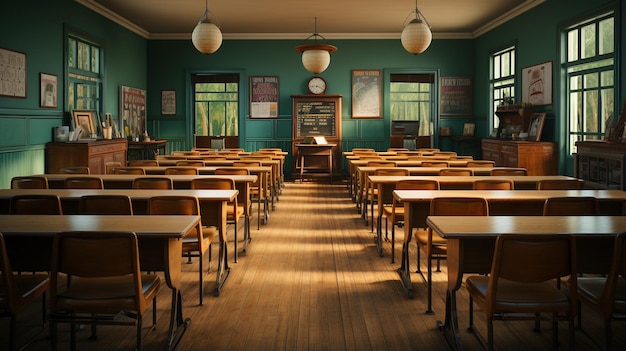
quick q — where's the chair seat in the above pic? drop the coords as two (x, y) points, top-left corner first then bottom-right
(227, 205), (245, 221)
(0, 274), (49, 311)
(182, 226), (217, 248)
(467, 276), (571, 313)
(383, 205), (403, 221)
(55, 275), (160, 313)
(578, 277), (626, 311)
(415, 229), (447, 246)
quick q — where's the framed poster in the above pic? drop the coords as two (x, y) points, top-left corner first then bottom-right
(522, 61), (552, 106)
(161, 90), (176, 115)
(40, 72), (57, 108)
(352, 69), (381, 118)
(250, 76), (279, 118)
(0, 47), (27, 98)
(71, 110), (97, 136)
(440, 76), (472, 116)
(119, 86), (147, 138)
(528, 113), (546, 141)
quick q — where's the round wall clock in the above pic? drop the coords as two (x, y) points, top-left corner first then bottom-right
(307, 76), (327, 95)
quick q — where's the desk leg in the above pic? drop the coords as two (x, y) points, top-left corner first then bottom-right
(437, 290), (463, 351)
(165, 288), (190, 351)
(214, 234), (231, 296)
(397, 241), (414, 298)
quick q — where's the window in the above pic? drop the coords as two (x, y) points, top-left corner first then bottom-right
(389, 73), (435, 137)
(66, 35), (102, 112)
(490, 46), (516, 129)
(193, 73), (239, 136)
(564, 11), (615, 154)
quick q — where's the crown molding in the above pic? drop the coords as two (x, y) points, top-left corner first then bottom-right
(473, 0), (546, 38)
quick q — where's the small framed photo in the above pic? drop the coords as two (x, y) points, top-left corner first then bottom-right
(527, 113), (546, 141)
(352, 69), (382, 118)
(40, 73), (57, 108)
(462, 123), (475, 136)
(161, 90), (176, 115)
(71, 110), (97, 137)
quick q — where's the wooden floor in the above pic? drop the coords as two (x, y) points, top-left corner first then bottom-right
(4, 181), (624, 350)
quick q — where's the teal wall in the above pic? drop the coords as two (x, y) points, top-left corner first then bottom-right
(0, 0), (623, 186)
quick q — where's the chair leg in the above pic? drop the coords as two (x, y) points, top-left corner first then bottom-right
(153, 298), (157, 326)
(427, 252), (433, 314)
(468, 295), (474, 330)
(391, 221), (395, 264)
(233, 221), (238, 263)
(487, 319), (494, 351)
(198, 253), (204, 305)
(416, 243), (422, 273)
(137, 315), (143, 351)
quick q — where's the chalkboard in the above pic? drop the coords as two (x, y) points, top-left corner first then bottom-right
(293, 96), (341, 137)
(440, 76), (472, 116)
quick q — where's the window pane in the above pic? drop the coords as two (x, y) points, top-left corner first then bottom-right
(68, 38), (77, 68)
(494, 56), (501, 79)
(584, 72), (598, 89)
(583, 90), (599, 133)
(91, 47), (99, 73)
(502, 52), (510, 77)
(581, 23), (596, 59)
(599, 17), (614, 55)
(567, 30), (579, 62)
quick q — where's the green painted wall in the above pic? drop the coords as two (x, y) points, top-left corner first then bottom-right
(0, 0), (623, 185)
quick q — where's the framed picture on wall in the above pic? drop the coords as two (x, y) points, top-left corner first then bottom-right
(522, 61), (552, 106)
(250, 76), (279, 118)
(440, 76), (472, 116)
(161, 90), (176, 115)
(352, 69), (382, 118)
(40, 72), (58, 108)
(0, 47), (27, 98)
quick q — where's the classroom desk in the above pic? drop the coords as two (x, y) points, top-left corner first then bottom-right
(426, 215), (626, 351)
(0, 189), (238, 294)
(392, 189), (626, 300)
(0, 214), (200, 351)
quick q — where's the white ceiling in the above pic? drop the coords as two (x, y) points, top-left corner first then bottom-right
(76, 0), (546, 40)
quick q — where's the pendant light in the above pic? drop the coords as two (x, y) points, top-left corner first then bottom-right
(294, 17), (337, 74)
(192, 0), (222, 55)
(401, 0), (432, 55)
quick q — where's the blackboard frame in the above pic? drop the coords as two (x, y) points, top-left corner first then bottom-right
(440, 76), (472, 116)
(292, 95), (342, 138)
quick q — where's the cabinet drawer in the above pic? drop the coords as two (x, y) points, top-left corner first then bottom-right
(500, 145), (518, 154)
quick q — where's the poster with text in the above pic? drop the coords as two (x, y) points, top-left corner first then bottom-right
(119, 86), (146, 139)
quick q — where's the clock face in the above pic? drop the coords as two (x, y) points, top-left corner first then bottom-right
(307, 77), (327, 95)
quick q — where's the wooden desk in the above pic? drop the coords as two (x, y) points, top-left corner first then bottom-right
(426, 215), (626, 351)
(0, 189), (237, 296)
(296, 144), (336, 183)
(128, 140), (167, 160)
(392, 189), (626, 299)
(0, 214), (199, 351)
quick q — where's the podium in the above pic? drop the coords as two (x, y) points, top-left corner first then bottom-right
(296, 138), (336, 183)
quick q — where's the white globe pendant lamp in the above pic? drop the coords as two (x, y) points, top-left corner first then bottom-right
(401, 0), (432, 55)
(294, 17), (337, 74)
(192, 0), (222, 55)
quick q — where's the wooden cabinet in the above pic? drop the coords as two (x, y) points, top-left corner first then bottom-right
(46, 139), (128, 174)
(495, 107), (534, 138)
(481, 139), (558, 175)
(575, 141), (626, 190)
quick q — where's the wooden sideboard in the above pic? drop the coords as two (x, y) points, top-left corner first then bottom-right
(46, 139), (128, 174)
(575, 140), (626, 190)
(482, 139), (558, 175)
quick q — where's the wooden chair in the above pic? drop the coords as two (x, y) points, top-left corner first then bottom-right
(543, 196), (598, 215)
(176, 160), (204, 167)
(64, 176), (104, 189)
(433, 151), (457, 157)
(439, 168), (474, 176)
(466, 234), (577, 351)
(112, 167), (146, 175)
(371, 168), (410, 233)
(536, 179), (584, 190)
(10, 176), (49, 189)
(49, 231), (160, 351)
(472, 179), (514, 190)
(78, 195), (133, 215)
(352, 148), (376, 153)
(0, 233), (50, 351)
(132, 177), (173, 189)
(366, 160), (396, 167)
(466, 160), (496, 168)
(214, 167), (250, 176)
(105, 161), (122, 174)
(172, 151), (200, 156)
(577, 231), (626, 350)
(59, 166), (91, 174)
(10, 194), (63, 215)
(416, 197), (488, 313)
(234, 161), (268, 229)
(148, 196), (215, 305)
(128, 160), (158, 167)
(490, 167), (528, 176)
(192, 177), (246, 262)
(164, 167), (199, 175)
(382, 179), (440, 264)
(421, 161), (449, 167)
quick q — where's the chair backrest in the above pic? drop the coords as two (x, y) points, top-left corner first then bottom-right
(128, 160), (158, 167)
(466, 160), (496, 168)
(490, 167), (528, 176)
(79, 195), (133, 215)
(64, 176), (104, 189)
(10, 194), (63, 215)
(543, 196), (598, 215)
(11, 176), (49, 189)
(387, 148), (409, 152)
(172, 151), (200, 156)
(374, 168), (410, 176)
(487, 234), (577, 313)
(472, 179), (514, 190)
(105, 161), (122, 174)
(396, 179), (440, 190)
(233, 161), (262, 167)
(599, 232), (626, 315)
(536, 179), (583, 190)
(421, 161), (449, 167)
(164, 167), (198, 175)
(433, 151), (457, 157)
(202, 155), (227, 160)
(191, 177), (235, 190)
(59, 166), (91, 174)
(439, 168), (474, 176)
(176, 160), (204, 167)
(112, 167), (146, 175)
(367, 161), (397, 167)
(352, 148), (375, 153)
(148, 195), (200, 216)
(132, 177), (173, 189)
(430, 197), (489, 216)
(214, 167), (250, 175)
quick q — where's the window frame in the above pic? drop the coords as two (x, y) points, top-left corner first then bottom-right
(490, 45), (516, 130)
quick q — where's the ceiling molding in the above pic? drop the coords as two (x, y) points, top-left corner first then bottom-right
(473, 0), (546, 37)
(76, 0), (149, 38)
